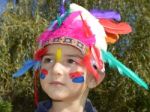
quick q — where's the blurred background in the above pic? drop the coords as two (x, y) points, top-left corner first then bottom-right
(0, 0), (150, 112)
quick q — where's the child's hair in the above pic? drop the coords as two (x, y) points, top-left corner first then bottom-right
(13, 1), (149, 106)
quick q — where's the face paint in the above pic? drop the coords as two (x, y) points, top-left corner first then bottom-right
(69, 72), (84, 83)
(40, 69), (48, 79)
(56, 48), (62, 62)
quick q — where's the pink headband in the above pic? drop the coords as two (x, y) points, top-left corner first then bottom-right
(37, 11), (96, 48)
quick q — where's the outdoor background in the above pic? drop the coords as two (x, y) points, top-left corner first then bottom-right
(0, 0), (150, 112)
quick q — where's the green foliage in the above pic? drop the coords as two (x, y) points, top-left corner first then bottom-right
(0, 99), (12, 112)
(0, 0), (150, 112)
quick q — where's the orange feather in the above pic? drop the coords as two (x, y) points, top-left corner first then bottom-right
(106, 32), (119, 44)
(99, 18), (132, 34)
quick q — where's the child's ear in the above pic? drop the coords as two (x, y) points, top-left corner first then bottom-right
(87, 74), (105, 89)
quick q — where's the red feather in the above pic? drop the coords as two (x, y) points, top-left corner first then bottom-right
(91, 46), (104, 70)
(99, 18), (132, 34)
(82, 50), (100, 80)
(34, 47), (48, 61)
(34, 70), (39, 107)
(80, 13), (93, 38)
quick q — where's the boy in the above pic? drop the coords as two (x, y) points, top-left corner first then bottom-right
(38, 44), (102, 112)
(13, 2), (149, 112)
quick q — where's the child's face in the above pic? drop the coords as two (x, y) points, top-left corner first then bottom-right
(40, 44), (94, 101)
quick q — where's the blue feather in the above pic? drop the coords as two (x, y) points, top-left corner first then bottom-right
(101, 49), (149, 90)
(13, 60), (37, 78)
(33, 61), (41, 70)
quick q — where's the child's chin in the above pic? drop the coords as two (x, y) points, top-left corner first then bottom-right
(49, 95), (68, 102)
(48, 93), (68, 101)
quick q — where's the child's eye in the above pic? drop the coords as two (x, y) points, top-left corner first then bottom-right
(42, 57), (54, 64)
(67, 59), (77, 64)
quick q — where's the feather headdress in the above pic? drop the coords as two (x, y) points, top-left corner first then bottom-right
(68, 3), (149, 90)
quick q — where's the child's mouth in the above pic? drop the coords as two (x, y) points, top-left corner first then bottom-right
(49, 81), (64, 86)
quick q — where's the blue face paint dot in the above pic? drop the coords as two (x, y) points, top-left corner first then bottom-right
(40, 73), (45, 79)
(72, 76), (84, 83)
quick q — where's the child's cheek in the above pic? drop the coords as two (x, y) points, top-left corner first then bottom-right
(40, 69), (48, 79)
(69, 72), (84, 83)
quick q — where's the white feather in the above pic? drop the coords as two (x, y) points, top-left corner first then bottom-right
(70, 3), (107, 51)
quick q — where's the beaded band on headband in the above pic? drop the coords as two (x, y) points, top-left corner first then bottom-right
(42, 36), (88, 54)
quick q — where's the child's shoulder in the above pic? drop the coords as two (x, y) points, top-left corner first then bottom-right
(35, 99), (97, 112)
(85, 99), (97, 112)
(35, 100), (52, 112)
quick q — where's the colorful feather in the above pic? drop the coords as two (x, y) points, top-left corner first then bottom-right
(34, 70), (39, 106)
(34, 47), (48, 61)
(82, 50), (100, 80)
(13, 60), (37, 78)
(80, 13), (93, 38)
(60, 0), (71, 14)
(99, 18), (132, 34)
(90, 9), (121, 21)
(70, 3), (107, 51)
(33, 61), (41, 70)
(60, 0), (69, 14)
(101, 49), (149, 90)
(90, 46), (104, 70)
(106, 32), (119, 44)
(48, 10), (70, 31)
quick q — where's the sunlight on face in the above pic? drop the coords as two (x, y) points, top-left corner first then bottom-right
(40, 44), (91, 102)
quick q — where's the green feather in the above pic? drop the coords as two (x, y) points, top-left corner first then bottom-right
(57, 15), (62, 26)
(101, 49), (149, 90)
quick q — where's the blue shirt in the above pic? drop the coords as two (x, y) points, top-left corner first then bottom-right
(35, 99), (97, 112)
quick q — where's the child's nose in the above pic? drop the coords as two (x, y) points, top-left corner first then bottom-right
(52, 62), (65, 76)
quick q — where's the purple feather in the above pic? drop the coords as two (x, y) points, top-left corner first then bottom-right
(60, 5), (65, 14)
(59, 0), (66, 14)
(59, 0), (70, 15)
(90, 9), (121, 21)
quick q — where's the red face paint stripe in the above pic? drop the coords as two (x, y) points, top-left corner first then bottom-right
(41, 69), (48, 75)
(69, 72), (83, 79)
